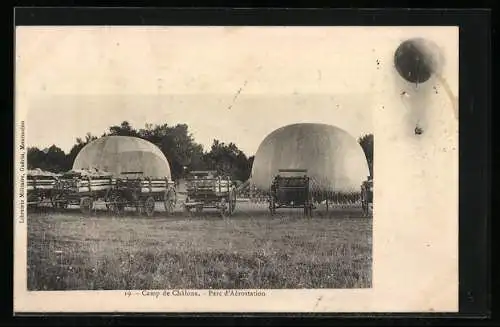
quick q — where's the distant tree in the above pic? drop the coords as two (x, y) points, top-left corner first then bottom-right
(108, 121), (138, 137)
(204, 139), (252, 182)
(27, 145), (70, 172)
(358, 133), (374, 177)
(26, 120), (255, 179)
(27, 147), (45, 170)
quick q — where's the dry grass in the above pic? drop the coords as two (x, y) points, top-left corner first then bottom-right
(27, 202), (372, 290)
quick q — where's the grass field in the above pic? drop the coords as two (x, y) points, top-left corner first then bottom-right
(27, 201), (372, 290)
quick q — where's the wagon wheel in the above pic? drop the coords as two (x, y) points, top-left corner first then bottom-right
(109, 195), (125, 216)
(135, 202), (144, 216)
(104, 189), (112, 211)
(229, 189), (237, 213)
(144, 196), (155, 217)
(51, 194), (67, 210)
(305, 196), (313, 217)
(104, 195), (113, 214)
(80, 197), (93, 215)
(225, 197), (234, 217)
(49, 195), (58, 209)
(183, 205), (192, 216)
(49, 195), (56, 209)
(163, 188), (176, 215)
(60, 201), (69, 210)
(364, 200), (372, 218)
(219, 197), (229, 218)
(304, 201), (313, 217)
(361, 191), (368, 217)
(57, 200), (69, 210)
(269, 197), (276, 216)
(225, 191), (236, 216)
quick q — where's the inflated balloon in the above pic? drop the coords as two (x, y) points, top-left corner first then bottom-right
(73, 136), (172, 179)
(250, 123), (370, 194)
(394, 38), (443, 84)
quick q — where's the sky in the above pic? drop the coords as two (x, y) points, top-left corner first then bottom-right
(16, 26), (458, 156)
(25, 94), (373, 156)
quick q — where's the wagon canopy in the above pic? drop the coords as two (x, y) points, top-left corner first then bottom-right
(72, 136), (172, 179)
(250, 123), (370, 194)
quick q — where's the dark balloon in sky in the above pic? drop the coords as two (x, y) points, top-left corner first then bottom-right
(394, 38), (441, 84)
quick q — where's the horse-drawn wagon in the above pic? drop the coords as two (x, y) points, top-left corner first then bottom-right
(106, 171), (177, 217)
(183, 170), (237, 218)
(268, 169), (314, 217)
(51, 169), (115, 214)
(26, 169), (60, 209)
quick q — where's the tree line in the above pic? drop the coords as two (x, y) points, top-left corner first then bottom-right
(27, 121), (373, 182)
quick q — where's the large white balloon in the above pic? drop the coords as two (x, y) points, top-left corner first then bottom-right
(73, 135), (172, 179)
(250, 123), (370, 193)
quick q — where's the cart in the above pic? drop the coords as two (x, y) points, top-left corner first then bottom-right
(360, 176), (373, 217)
(51, 169), (115, 215)
(106, 171), (177, 217)
(26, 169), (60, 209)
(268, 169), (314, 217)
(183, 170), (237, 218)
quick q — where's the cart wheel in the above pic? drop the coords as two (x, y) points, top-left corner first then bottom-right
(116, 198), (126, 216)
(365, 202), (372, 218)
(108, 196), (123, 216)
(219, 198), (228, 218)
(80, 197), (93, 215)
(164, 189), (176, 215)
(52, 195), (64, 210)
(183, 204), (191, 217)
(182, 197), (191, 217)
(135, 202), (144, 216)
(105, 197), (113, 214)
(226, 195), (235, 217)
(229, 189), (237, 213)
(50, 196), (60, 210)
(50, 196), (57, 209)
(307, 203), (314, 217)
(306, 198), (314, 217)
(144, 196), (155, 217)
(269, 197), (276, 216)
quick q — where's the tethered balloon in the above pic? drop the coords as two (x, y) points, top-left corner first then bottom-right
(394, 38), (443, 84)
